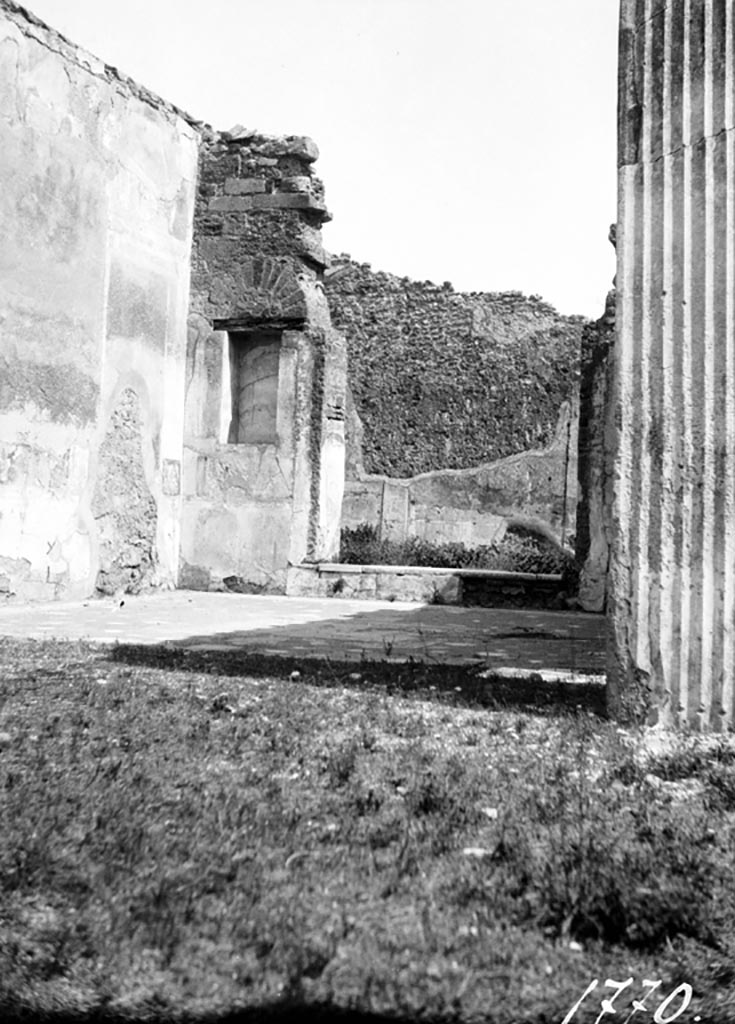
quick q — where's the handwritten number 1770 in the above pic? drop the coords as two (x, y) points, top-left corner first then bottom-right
(562, 979), (694, 1024)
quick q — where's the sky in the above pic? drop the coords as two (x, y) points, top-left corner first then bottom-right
(24, 0), (619, 318)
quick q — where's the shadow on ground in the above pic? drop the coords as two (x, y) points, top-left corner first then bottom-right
(97, 596), (604, 668)
(107, 596), (607, 719)
(161, 600), (605, 673)
(110, 642), (607, 717)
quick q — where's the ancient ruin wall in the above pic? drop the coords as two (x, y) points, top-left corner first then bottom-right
(611, 0), (735, 728)
(341, 402), (577, 548)
(182, 129), (346, 591)
(575, 286), (616, 612)
(325, 258), (584, 478)
(0, 0), (198, 600)
(326, 258), (583, 545)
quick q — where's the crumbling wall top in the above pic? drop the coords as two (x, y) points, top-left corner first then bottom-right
(1, 1), (326, 161)
(325, 257), (585, 477)
(0, 0), (204, 130)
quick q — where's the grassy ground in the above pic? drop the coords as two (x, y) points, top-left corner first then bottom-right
(1, 638), (734, 1023)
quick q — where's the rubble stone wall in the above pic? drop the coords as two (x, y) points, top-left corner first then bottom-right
(325, 257), (585, 478)
(92, 388), (158, 595)
(325, 257), (584, 546)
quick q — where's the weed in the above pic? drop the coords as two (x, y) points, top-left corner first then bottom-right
(325, 735), (361, 787)
(339, 524), (573, 575)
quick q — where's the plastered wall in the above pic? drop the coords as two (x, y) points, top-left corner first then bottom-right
(575, 286), (616, 613)
(0, 1), (198, 600)
(342, 402), (578, 550)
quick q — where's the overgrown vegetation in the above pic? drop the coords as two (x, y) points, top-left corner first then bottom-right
(340, 523), (573, 576)
(1, 639), (734, 1023)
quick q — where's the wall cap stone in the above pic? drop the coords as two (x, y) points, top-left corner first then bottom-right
(0, 0), (206, 132)
(305, 563), (563, 582)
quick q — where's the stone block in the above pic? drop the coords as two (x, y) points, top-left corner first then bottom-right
(257, 136), (319, 162)
(197, 217), (224, 235)
(286, 565), (327, 597)
(297, 224), (329, 267)
(432, 575), (461, 605)
(329, 571), (377, 600)
(288, 137), (319, 162)
(250, 193), (326, 213)
(280, 176), (311, 193)
(209, 195), (253, 212)
(224, 125), (257, 142)
(224, 178), (267, 195)
(375, 572), (437, 603)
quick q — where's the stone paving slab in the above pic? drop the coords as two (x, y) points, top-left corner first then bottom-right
(0, 591), (607, 681)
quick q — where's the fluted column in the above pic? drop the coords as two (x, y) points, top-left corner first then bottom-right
(610, 0), (735, 729)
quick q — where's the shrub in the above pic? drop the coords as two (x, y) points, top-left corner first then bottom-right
(339, 524), (572, 575)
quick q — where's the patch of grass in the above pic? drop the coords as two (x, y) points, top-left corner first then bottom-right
(1, 638), (734, 1023)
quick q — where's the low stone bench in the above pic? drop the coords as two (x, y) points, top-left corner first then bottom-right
(286, 563), (566, 609)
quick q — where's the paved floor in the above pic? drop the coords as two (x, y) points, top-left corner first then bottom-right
(0, 591), (607, 681)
